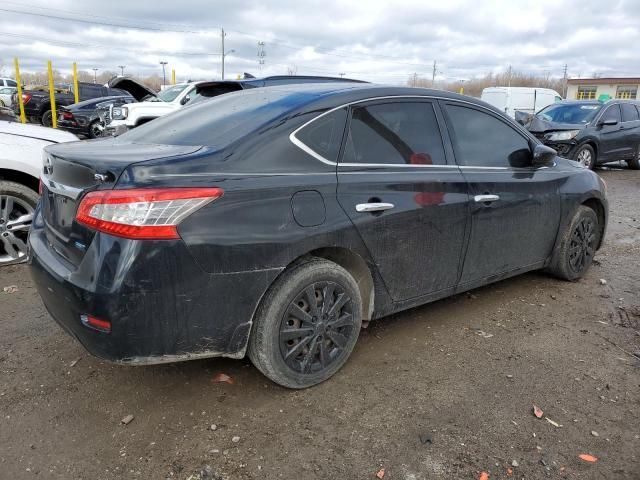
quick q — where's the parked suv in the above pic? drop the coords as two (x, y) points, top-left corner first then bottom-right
(0, 78), (18, 89)
(522, 99), (640, 169)
(30, 84), (607, 388)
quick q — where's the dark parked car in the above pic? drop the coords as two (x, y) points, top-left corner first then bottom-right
(57, 95), (135, 138)
(13, 77), (156, 127)
(522, 100), (640, 170)
(30, 84), (608, 388)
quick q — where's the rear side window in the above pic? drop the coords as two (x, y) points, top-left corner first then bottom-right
(342, 102), (446, 165)
(621, 103), (640, 122)
(445, 104), (532, 168)
(295, 108), (347, 163)
(6, 80), (17, 87)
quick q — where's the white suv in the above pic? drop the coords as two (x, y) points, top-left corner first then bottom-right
(106, 82), (200, 134)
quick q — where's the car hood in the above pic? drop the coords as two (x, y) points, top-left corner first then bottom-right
(107, 77), (157, 101)
(527, 116), (587, 134)
(0, 120), (78, 142)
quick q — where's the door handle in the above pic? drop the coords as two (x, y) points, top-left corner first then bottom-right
(474, 194), (500, 203)
(355, 202), (395, 213)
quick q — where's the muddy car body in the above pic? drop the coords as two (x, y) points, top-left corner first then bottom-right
(29, 84), (608, 388)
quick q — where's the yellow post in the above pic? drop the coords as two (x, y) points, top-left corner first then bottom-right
(72, 62), (79, 104)
(171, 68), (176, 85)
(13, 57), (26, 124)
(47, 60), (57, 128)
(459, 87), (464, 95)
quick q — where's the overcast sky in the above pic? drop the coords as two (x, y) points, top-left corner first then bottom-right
(0, 0), (638, 84)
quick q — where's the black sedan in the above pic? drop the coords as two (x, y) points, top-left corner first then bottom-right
(57, 95), (135, 138)
(29, 84), (608, 388)
(524, 100), (640, 170)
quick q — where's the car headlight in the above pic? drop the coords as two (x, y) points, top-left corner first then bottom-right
(111, 106), (128, 120)
(545, 130), (580, 141)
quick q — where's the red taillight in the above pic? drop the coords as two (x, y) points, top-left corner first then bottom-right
(62, 111), (74, 120)
(75, 188), (223, 240)
(81, 315), (111, 333)
(22, 93), (31, 105)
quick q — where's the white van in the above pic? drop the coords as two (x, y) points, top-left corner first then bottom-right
(481, 87), (563, 118)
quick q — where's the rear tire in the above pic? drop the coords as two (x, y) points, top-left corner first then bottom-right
(41, 110), (53, 127)
(574, 144), (596, 170)
(627, 146), (640, 170)
(547, 206), (600, 281)
(248, 258), (362, 389)
(0, 181), (38, 266)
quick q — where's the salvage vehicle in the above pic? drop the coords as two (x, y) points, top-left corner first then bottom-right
(0, 120), (77, 265)
(12, 77), (156, 127)
(522, 100), (640, 170)
(0, 87), (16, 107)
(105, 75), (365, 134)
(58, 95), (136, 138)
(0, 78), (18, 89)
(481, 87), (562, 118)
(30, 84), (608, 388)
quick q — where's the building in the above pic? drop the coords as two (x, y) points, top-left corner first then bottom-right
(566, 77), (640, 101)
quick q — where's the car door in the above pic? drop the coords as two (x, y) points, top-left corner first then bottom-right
(596, 104), (628, 161)
(620, 103), (640, 159)
(335, 99), (469, 301)
(440, 101), (563, 285)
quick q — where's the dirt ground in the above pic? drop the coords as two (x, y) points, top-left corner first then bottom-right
(1, 167), (639, 480)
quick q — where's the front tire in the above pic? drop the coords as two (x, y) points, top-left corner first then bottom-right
(547, 206), (600, 281)
(88, 119), (104, 139)
(574, 144), (596, 170)
(248, 258), (363, 389)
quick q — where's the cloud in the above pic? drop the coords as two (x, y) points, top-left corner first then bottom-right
(0, 0), (638, 84)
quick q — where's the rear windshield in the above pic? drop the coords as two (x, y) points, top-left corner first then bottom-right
(118, 88), (318, 147)
(536, 103), (601, 124)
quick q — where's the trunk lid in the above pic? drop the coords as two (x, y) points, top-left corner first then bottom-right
(41, 140), (201, 266)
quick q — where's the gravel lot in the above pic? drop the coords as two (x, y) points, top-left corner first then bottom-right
(1, 167), (639, 480)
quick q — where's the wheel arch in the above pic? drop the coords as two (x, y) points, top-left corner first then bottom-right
(576, 138), (599, 161)
(581, 197), (606, 249)
(306, 247), (375, 321)
(0, 168), (39, 193)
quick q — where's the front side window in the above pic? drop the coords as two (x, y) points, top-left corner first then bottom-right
(295, 108), (347, 163)
(577, 86), (597, 100)
(601, 104), (622, 123)
(445, 104), (532, 168)
(341, 102), (446, 165)
(621, 103), (640, 122)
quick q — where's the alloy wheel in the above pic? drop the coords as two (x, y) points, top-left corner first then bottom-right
(577, 148), (592, 168)
(90, 121), (105, 138)
(568, 217), (596, 274)
(0, 195), (34, 265)
(279, 281), (356, 375)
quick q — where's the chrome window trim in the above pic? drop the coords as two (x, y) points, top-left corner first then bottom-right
(289, 94), (540, 170)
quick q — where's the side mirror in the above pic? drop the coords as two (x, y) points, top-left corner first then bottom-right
(532, 144), (556, 166)
(599, 118), (618, 127)
(180, 95), (190, 105)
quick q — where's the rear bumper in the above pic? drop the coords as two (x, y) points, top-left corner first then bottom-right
(28, 209), (281, 364)
(57, 122), (87, 136)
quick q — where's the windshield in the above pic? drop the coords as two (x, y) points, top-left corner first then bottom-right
(156, 84), (189, 102)
(537, 103), (601, 124)
(118, 88), (320, 147)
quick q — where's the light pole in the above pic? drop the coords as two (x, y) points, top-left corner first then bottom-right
(159, 61), (168, 87)
(339, 72), (345, 78)
(92, 68), (98, 83)
(118, 65), (126, 76)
